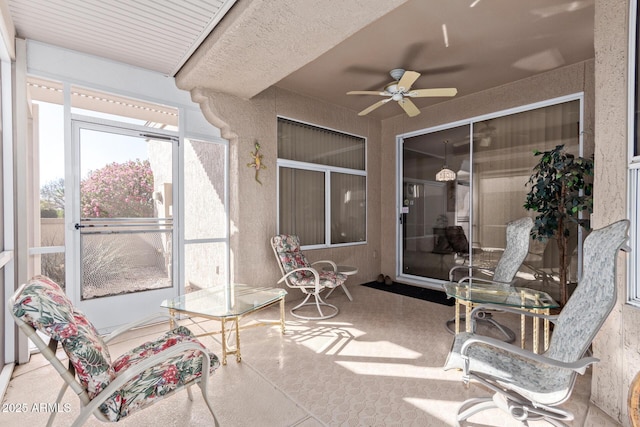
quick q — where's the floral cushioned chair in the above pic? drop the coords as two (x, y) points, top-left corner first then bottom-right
(271, 234), (347, 320)
(444, 219), (630, 427)
(9, 275), (220, 427)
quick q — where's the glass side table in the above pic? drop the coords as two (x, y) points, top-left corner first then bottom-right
(161, 284), (287, 365)
(444, 282), (559, 354)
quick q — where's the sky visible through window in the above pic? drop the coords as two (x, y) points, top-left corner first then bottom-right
(37, 101), (148, 187)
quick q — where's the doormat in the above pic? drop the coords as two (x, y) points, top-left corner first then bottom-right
(361, 281), (454, 306)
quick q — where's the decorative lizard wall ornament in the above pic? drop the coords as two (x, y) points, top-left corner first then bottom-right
(247, 141), (266, 184)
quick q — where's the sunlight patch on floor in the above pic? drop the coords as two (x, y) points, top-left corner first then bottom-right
(286, 324), (367, 354)
(336, 340), (422, 359)
(334, 361), (458, 380)
(287, 324), (422, 359)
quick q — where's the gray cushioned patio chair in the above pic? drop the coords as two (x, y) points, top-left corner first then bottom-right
(446, 216), (534, 341)
(444, 219), (629, 427)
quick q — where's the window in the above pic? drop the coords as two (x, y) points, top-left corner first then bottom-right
(628, 0), (640, 304)
(277, 117), (366, 247)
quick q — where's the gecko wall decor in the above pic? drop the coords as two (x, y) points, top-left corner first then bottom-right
(247, 141), (266, 184)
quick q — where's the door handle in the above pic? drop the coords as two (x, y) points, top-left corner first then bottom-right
(74, 223), (85, 230)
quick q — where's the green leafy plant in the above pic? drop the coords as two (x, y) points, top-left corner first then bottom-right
(524, 144), (593, 306)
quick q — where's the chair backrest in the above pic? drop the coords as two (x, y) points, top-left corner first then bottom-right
(446, 226), (469, 255)
(493, 216), (534, 283)
(545, 219), (629, 362)
(271, 234), (313, 284)
(10, 276), (114, 400)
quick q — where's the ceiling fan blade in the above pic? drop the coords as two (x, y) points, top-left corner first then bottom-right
(407, 88), (458, 98)
(399, 98), (420, 117)
(397, 71), (420, 91)
(347, 90), (389, 96)
(358, 98), (392, 116)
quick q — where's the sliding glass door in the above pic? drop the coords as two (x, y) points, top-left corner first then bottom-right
(401, 125), (470, 282)
(399, 97), (583, 298)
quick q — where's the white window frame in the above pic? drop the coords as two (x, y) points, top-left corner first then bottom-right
(628, 0), (640, 306)
(276, 117), (367, 249)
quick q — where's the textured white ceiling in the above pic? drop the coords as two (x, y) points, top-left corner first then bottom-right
(8, 0), (237, 75)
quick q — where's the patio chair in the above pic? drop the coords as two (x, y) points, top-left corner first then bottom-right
(271, 234), (347, 320)
(445, 216), (534, 341)
(444, 219), (630, 427)
(9, 275), (220, 427)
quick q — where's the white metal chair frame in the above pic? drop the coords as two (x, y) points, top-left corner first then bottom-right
(271, 235), (348, 320)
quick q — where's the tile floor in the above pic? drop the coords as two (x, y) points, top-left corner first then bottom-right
(1, 283), (621, 426)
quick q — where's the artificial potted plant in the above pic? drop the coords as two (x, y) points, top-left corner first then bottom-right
(524, 144), (593, 306)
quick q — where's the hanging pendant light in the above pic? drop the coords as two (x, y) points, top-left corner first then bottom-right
(436, 140), (457, 182)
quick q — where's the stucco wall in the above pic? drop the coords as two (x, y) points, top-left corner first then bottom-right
(186, 35), (640, 421)
(189, 60), (595, 298)
(379, 60), (595, 282)
(591, 0), (636, 424)
(184, 1), (639, 421)
(191, 86), (382, 293)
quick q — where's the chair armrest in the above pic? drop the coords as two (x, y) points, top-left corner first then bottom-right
(81, 342), (214, 419)
(449, 264), (495, 281)
(456, 277), (513, 287)
(460, 334), (599, 375)
(278, 267), (322, 293)
(104, 312), (174, 343)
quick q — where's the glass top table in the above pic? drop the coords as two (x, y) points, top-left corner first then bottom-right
(443, 282), (558, 309)
(444, 282), (559, 354)
(161, 284), (287, 364)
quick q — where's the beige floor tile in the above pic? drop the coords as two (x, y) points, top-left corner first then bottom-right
(2, 283), (619, 426)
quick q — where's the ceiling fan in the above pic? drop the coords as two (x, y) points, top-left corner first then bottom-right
(347, 68), (457, 117)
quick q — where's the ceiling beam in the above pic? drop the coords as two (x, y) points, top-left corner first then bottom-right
(175, 0), (410, 99)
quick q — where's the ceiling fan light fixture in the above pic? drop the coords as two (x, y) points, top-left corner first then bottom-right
(436, 140), (456, 182)
(436, 166), (457, 182)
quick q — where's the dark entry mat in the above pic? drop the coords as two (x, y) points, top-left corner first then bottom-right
(361, 281), (454, 306)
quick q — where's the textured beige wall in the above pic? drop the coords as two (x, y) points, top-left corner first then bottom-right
(184, 1), (638, 420)
(185, 37), (640, 420)
(188, 60), (594, 296)
(379, 60), (595, 281)
(591, 0), (635, 424)
(191, 86), (382, 293)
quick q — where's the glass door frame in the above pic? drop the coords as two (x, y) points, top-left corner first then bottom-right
(396, 93), (586, 290)
(181, 135), (230, 292)
(396, 118), (473, 290)
(68, 115), (180, 332)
